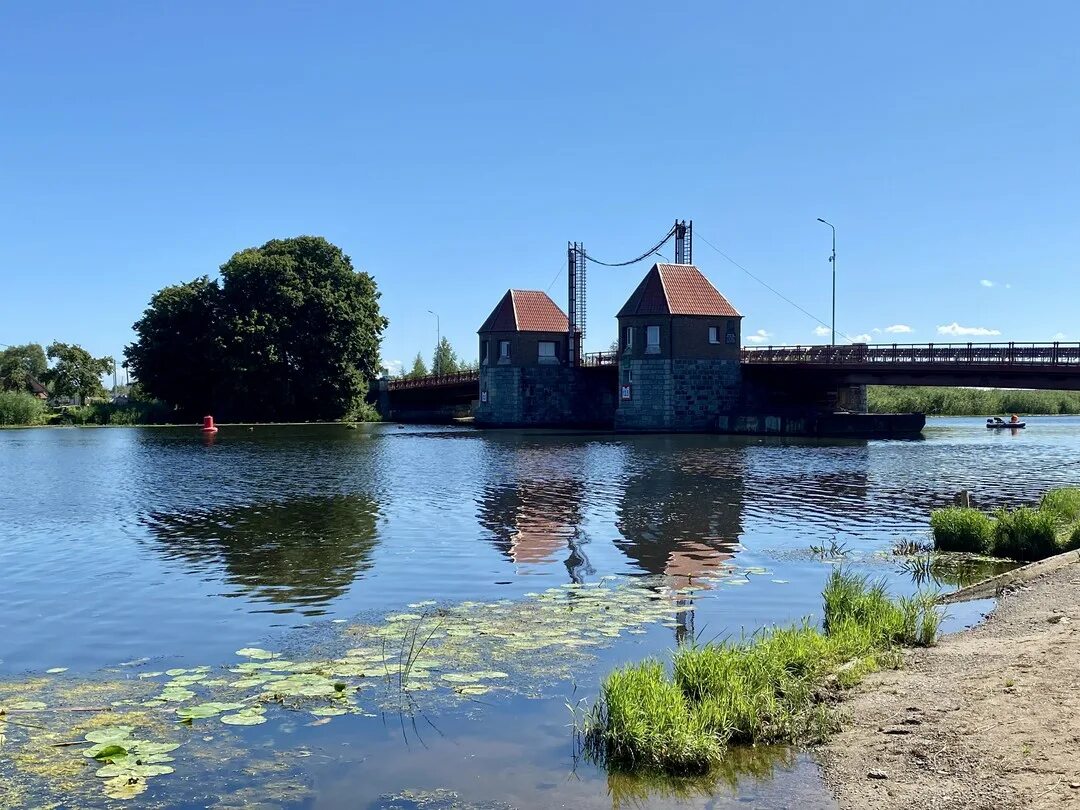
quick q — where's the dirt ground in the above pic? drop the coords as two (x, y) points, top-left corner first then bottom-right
(818, 560), (1080, 809)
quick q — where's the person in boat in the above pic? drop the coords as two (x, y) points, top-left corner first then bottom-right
(1010, 413), (1020, 423)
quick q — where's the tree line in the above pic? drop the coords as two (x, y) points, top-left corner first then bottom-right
(402, 337), (478, 379)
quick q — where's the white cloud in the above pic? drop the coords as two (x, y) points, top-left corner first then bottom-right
(884, 324), (913, 334)
(1052, 332), (1068, 341)
(383, 359), (404, 377)
(850, 333), (874, 344)
(813, 325), (831, 337)
(745, 329), (772, 344)
(937, 322), (1001, 337)
(980, 279), (995, 288)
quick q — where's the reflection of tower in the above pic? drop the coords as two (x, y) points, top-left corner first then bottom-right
(615, 439), (747, 640)
(476, 444), (593, 581)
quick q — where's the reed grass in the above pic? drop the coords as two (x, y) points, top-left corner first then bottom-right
(868, 386), (1080, 416)
(583, 572), (941, 775)
(931, 488), (1080, 562)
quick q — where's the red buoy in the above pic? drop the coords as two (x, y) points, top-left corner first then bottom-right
(201, 415), (219, 434)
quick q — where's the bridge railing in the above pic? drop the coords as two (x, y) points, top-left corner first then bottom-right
(387, 370), (480, 391)
(582, 351), (618, 367)
(741, 342), (1080, 367)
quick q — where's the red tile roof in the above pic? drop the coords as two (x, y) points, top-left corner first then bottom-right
(617, 264), (741, 318)
(479, 289), (568, 333)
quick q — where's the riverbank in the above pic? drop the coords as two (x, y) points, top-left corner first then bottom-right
(818, 558), (1080, 809)
(868, 386), (1080, 416)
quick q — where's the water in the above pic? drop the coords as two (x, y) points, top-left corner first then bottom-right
(1, 416), (1077, 808)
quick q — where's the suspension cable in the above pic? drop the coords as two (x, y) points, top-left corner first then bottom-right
(582, 224), (677, 267)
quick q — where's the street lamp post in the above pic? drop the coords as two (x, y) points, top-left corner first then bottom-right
(817, 218), (836, 346)
(427, 310), (440, 375)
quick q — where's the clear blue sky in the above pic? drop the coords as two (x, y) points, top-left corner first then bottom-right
(2, 1), (1077, 375)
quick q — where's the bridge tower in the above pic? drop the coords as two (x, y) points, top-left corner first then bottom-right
(674, 219), (692, 265)
(567, 242), (586, 367)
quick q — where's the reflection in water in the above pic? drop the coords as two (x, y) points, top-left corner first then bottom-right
(142, 494), (380, 613)
(606, 746), (798, 809)
(901, 553), (1017, 589)
(476, 447), (594, 582)
(616, 443), (747, 641)
(617, 445), (746, 585)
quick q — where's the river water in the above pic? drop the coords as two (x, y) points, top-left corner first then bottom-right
(1, 417), (1077, 808)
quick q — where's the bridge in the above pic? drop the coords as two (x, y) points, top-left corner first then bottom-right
(387, 342), (1080, 400)
(740, 342), (1080, 391)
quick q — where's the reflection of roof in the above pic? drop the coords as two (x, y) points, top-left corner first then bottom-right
(617, 264), (741, 318)
(479, 290), (569, 333)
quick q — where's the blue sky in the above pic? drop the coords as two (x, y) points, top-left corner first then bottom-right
(2, 1), (1077, 375)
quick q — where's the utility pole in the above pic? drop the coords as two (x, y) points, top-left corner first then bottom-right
(817, 218), (836, 346)
(427, 310), (440, 375)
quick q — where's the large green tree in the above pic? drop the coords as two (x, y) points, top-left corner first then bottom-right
(125, 236), (387, 422)
(45, 342), (112, 405)
(0, 343), (47, 391)
(125, 277), (222, 414)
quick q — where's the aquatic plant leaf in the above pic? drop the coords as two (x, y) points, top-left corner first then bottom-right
(137, 672), (164, 679)
(175, 702), (245, 720)
(91, 744), (128, 762)
(165, 668), (190, 676)
(103, 775), (148, 799)
(235, 648), (277, 660)
(7, 700), (46, 711)
(45, 667), (68, 674)
(455, 685), (492, 696)
(96, 762), (175, 778)
(220, 712), (267, 726)
(159, 687), (196, 702)
(309, 706), (347, 717)
(84, 726), (135, 744)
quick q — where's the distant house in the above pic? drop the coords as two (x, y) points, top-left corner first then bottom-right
(26, 375), (48, 400)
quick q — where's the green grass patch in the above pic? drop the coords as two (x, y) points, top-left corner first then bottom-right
(931, 488), (1080, 562)
(583, 571), (941, 775)
(929, 507), (995, 554)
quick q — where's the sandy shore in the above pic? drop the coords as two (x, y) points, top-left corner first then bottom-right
(818, 559), (1080, 809)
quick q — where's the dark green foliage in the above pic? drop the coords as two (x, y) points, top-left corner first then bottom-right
(44, 342), (112, 405)
(0, 343), (47, 392)
(930, 507), (995, 554)
(124, 277), (222, 416)
(991, 506), (1060, 562)
(868, 386), (1080, 416)
(0, 390), (47, 425)
(52, 401), (175, 426)
(125, 236), (388, 422)
(584, 573), (941, 775)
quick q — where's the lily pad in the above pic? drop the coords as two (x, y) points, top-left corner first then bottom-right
(176, 702), (245, 720)
(45, 667), (68, 674)
(220, 710), (268, 726)
(235, 648), (277, 660)
(309, 706), (347, 717)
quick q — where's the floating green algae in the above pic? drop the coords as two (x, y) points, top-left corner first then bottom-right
(0, 578), (692, 805)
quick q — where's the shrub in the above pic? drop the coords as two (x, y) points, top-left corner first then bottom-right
(0, 390), (46, 426)
(930, 507), (995, 554)
(992, 506), (1060, 561)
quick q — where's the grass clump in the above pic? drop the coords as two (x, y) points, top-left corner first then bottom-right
(587, 660), (720, 774)
(931, 489), (1080, 562)
(583, 572), (941, 775)
(930, 507), (994, 554)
